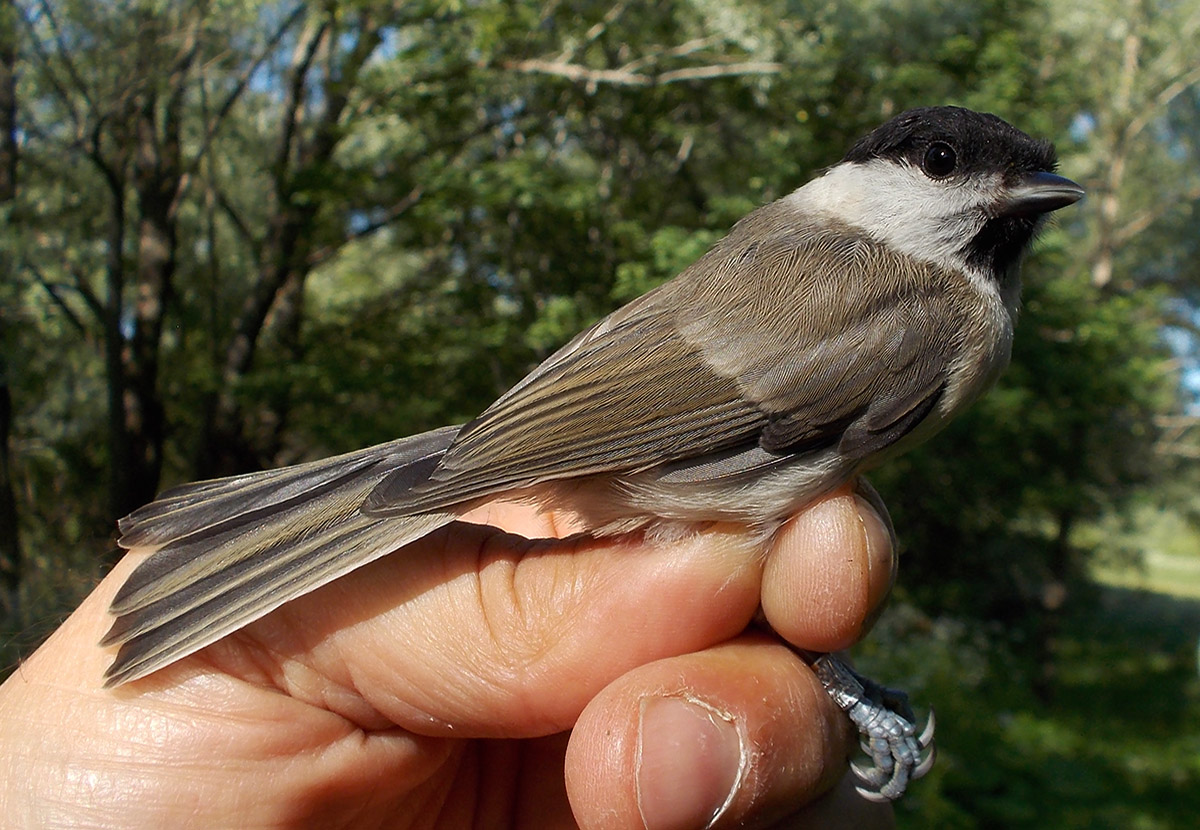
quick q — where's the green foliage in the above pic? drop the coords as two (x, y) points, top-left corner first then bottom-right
(859, 589), (1200, 829)
(3, 0), (1200, 819)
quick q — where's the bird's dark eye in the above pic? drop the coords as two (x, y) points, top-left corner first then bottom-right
(922, 142), (957, 177)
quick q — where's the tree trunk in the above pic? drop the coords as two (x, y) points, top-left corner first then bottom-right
(102, 14), (193, 526)
(194, 11), (386, 477)
(0, 0), (21, 607)
(0, 363), (18, 612)
(101, 169), (136, 524)
(196, 204), (315, 477)
(1032, 506), (1074, 704)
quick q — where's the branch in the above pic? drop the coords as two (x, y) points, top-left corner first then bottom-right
(17, 4), (83, 135)
(304, 108), (524, 267)
(1153, 413), (1200, 459)
(622, 36), (723, 74)
(33, 0), (92, 109)
(26, 231), (106, 324)
(1154, 414), (1200, 428)
(304, 8), (387, 167)
(504, 57), (781, 88)
(306, 184), (424, 268)
(658, 62), (783, 84)
(68, 263), (104, 321)
(1122, 61), (1200, 149)
(276, 16), (330, 178)
(556, 0), (630, 64)
(1115, 181), (1200, 245)
(162, 8), (204, 219)
(187, 3), (309, 177)
(212, 181), (261, 262)
(23, 262), (89, 334)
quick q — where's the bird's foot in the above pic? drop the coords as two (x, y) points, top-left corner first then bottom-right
(809, 652), (936, 801)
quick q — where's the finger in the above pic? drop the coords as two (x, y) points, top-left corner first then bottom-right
(564, 636), (860, 830)
(117, 514), (771, 735)
(759, 482), (897, 653)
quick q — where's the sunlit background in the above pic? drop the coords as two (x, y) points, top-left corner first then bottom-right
(1, 1), (1197, 826)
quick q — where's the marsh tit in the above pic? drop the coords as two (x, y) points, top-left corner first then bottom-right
(103, 105), (1084, 799)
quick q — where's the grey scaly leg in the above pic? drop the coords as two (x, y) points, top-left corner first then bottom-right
(807, 651), (936, 801)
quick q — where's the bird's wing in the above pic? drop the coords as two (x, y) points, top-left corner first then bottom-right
(367, 209), (971, 516)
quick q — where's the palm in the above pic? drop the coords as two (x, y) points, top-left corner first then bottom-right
(1, 492), (894, 827)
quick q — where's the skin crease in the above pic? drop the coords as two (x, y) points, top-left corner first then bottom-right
(0, 485), (896, 829)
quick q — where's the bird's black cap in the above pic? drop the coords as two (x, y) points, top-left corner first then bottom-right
(843, 106), (1059, 181)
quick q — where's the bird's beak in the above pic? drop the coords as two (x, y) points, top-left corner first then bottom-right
(999, 171), (1085, 217)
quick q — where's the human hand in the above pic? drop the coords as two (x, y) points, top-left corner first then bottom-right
(0, 484), (896, 828)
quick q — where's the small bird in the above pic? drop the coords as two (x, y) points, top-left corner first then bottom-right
(103, 106), (1083, 800)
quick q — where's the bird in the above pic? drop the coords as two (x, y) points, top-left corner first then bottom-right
(101, 105), (1084, 800)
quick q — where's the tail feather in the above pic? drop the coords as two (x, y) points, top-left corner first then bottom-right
(111, 460), (386, 614)
(116, 454), (379, 548)
(103, 426), (461, 687)
(118, 426), (460, 548)
(103, 512), (451, 687)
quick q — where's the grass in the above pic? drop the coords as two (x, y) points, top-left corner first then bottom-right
(856, 547), (1200, 829)
(1092, 550), (1200, 600)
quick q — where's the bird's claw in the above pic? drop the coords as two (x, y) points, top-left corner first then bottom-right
(850, 709), (936, 802)
(809, 653), (936, 801)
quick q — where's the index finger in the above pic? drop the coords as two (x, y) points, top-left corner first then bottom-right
(760, 481), (897, 653)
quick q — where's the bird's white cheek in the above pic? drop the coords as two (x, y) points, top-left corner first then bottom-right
(786, 160), (996, 277)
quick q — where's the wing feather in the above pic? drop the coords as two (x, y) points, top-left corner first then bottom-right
(368, 204), (980, 516)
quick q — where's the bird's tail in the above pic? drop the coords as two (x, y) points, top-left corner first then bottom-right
(101, 426), (461, 687)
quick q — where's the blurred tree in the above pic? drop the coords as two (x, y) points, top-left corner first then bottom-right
(1053, 0), (1200, 294)
(4, 1), (1200, 821)
(0, 0), (19, 612)
(3, 0), (1196, 705)
(17, 0), (236, 522)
